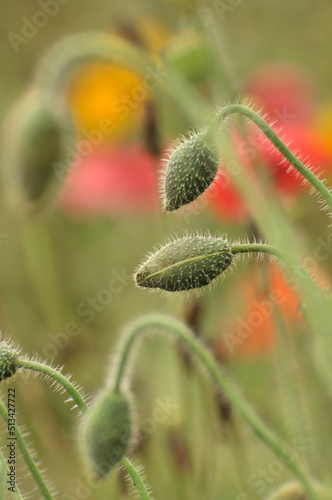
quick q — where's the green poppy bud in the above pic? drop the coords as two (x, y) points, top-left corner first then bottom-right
(3, 90), (74, 211)
(0, 341), (19, 382)
(266, 481), (330, 500)
(162, 132), (219, 212)
(83, 390), (132, 478)
(135, 234), (234, 292)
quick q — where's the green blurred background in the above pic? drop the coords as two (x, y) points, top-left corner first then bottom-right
(1, 1), (332, 499)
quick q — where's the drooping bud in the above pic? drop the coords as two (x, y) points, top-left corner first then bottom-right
(135, 235), (234, 292)
(0, 341), (19, 382)
(83, 390), (132, 478)
(3, 90), (74, 211)
(162, 131), (219, 212)
(266, 481), (330, 500)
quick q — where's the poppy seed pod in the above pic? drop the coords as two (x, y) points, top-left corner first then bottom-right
(162, 132), (219, 212)
(266, 481), (330, 500)
(0, 341), (19, 382)
(83, 390), (132, 478)
(135, 235), (234, 292)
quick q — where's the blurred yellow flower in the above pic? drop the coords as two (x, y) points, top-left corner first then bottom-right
(68, 62), (145, 141)
(68, 20), (172, 143)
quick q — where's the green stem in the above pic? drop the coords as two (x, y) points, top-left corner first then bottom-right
(0, 448), (24, 500)
(16, 358), (87, 413)
(16, 359), (152, 500)
(35, 32), (153, 102)
(217, 104), (332, 212)
(0, 399), (53, 500)
(231, 242), (282, 259)
(112, 314), (321, 500)
(34, 32), (208, 125)
(19, 220), (71, 331)
(121, 457), (152, 500)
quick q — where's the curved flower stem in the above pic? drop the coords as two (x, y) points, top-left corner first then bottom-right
(15, 359), (152, 500)
(0, 399), (54, 500)
(112, 314), (321, 500)
(16, 358), (87, 413)
(217, 104), (332, 212)
(35, 32), (153, 103)
(121, 457), (151, 500)
(34, 32), (208, 125)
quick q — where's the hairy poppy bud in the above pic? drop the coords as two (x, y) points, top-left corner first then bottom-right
(0, 341), (19, 382)
(135, 234), (234, 292)
(83, 390), (132, 478)
(266, 481), (330, 500)
(162, 132), (219, 212)
(4, 91), (74, 211)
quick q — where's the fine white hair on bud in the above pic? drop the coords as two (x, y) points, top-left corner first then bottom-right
(82, 390), (133, 479)
(134, 234), (234, 293)
(161, 131), (219, 212)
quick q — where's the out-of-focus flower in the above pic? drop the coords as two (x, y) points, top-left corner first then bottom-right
(209, 173), (248, 223)
(214, 263), (302, 358)
(68, 63), (146, 142)
(245, 64), (315, 124)
(63, 21), (215, 217)
(208, 64), (332, 222)
(311, 102), (332, 176)
(58, 144), (158, 216)
(61, 20), (173, 216)
(68, 20), (172, 143)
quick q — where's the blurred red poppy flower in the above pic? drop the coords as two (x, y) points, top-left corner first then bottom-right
(214, 263), (302, 358)
(245, 64), (315, 125)
(58, 144), (159, 216)
(208, 64), (332, 222)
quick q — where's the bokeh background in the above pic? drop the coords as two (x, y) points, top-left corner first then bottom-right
(1, 0), (332, 499)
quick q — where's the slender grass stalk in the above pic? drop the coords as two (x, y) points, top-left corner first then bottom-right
(15, 360), (152, 500)
(0, 448), (24, 500)
(112, 314), (321, 500)
(19, 221), (71, 331)
(217, 104), (332, 212)
(0, 399), (53, 500)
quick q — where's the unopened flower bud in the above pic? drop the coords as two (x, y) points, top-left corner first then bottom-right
(162, 132), (219, 212)
(3, 90), (74, 211)
(135, 235), (234, 292)
(83, 390), (132, 478)
(0, 341), (19, 382)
